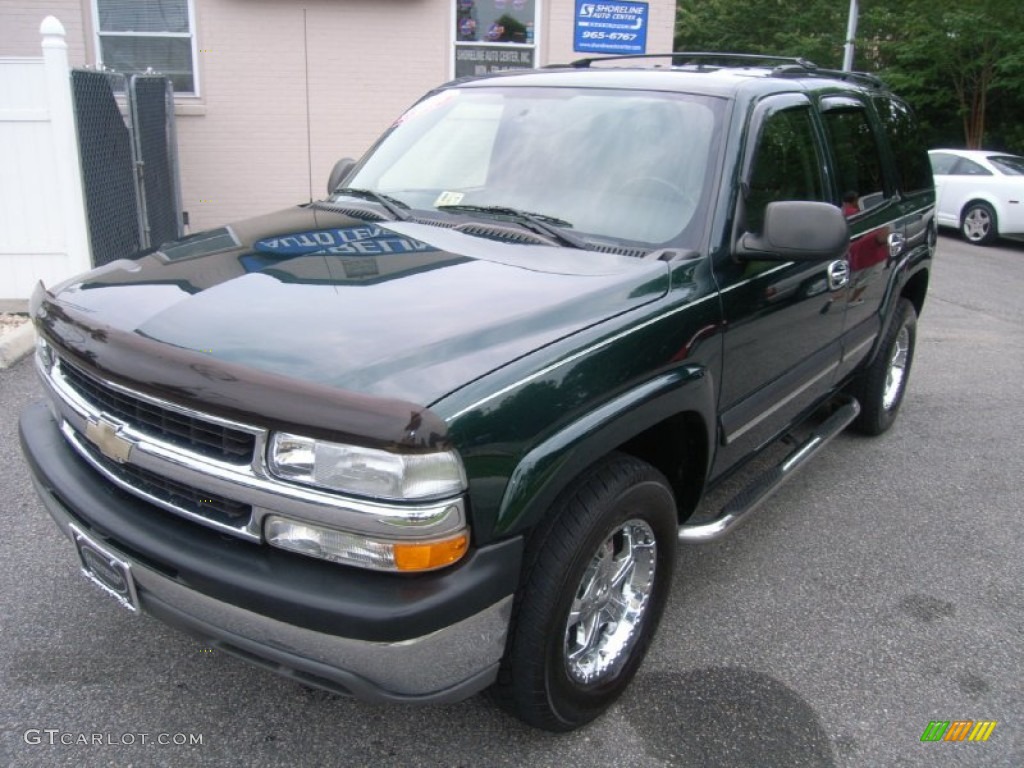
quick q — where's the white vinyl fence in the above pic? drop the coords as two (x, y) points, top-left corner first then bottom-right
(0, 17), (90, 301)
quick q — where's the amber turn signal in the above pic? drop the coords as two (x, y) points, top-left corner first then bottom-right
(393, 532), (470, 572)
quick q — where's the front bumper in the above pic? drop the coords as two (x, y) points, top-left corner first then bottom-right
(20, 402), (522, 703)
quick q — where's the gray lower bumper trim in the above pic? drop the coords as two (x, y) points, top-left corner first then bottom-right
(144, 590), (503, 704)
(34, 475), (511, 703)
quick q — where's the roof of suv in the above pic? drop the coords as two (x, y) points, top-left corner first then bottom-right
(452, 53), (890, 101)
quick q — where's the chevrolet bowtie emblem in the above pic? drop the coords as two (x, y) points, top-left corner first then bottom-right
(85, 417), (134, 463)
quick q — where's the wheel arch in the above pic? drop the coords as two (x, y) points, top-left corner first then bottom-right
(493, 366), (716, 539)
(864, 235), (930, 371)
(900, 267), (929, 318)
(960, 197), (1000, 227)
(618, 411), (708, 523)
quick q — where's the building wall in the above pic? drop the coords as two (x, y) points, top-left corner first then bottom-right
(2, 0), (678, 234)
(177, 0), (450, 231)
(0, 0), (89, 64)
(184, 0), (676, 231)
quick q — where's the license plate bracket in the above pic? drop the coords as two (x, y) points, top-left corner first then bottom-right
(69, 523), (140, 613)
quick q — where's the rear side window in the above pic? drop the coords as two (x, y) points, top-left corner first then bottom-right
(874, 97), (933, 194)
(989, 155), (1024, 175)
(821, 99), (889, 215)
(951, 158), (992, 176)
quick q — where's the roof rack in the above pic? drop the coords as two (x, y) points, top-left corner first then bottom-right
(774, 65), (886, 89)
(569, 52), (819, 70)
(566, 51), (887, 89)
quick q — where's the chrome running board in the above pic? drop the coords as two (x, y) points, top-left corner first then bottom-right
(679, 396), (861, 543)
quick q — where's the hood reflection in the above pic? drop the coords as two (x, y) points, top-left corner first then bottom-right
(243, 224), (464, 285)
(48, 205), (669, 404)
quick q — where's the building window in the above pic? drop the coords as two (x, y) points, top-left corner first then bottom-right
(93, 0), (198, 95)
(453, 0), (538, 78)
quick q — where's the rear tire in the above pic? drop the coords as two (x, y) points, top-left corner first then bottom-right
(961, 201), (998, 245)
(850, 298), (917, 435)
(492, 453), (677, 731)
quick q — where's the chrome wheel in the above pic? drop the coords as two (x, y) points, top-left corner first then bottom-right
(564, 519), (656, 685)
(850, 298), (917, 435)
(495, 454), (675, 730)
(882, 325), (910, 410)
(962, 204), (995, 244)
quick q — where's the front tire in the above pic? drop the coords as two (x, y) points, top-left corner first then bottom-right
(961, 201), (998, 245)
(850, 298), (917, 435)
(493, 454), (677, 731)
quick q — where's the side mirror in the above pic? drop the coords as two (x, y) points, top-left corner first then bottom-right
(738, 201), (850, 261)
(327, 157), (356, 195)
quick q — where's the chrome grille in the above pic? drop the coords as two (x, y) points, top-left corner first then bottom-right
(60, 360), (255, 463)
(38, 344), (467, 548)
(76, 435), (251, 526)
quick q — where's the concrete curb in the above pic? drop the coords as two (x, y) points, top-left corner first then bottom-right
(0, 321), (35, 369)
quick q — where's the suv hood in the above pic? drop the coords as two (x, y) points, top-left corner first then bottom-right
(45, 206), (669, 406)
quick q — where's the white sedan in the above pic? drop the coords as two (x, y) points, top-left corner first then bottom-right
(928, 149), (1024, 245)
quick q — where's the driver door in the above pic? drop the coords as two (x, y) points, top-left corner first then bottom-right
(711, 94), (847, 478)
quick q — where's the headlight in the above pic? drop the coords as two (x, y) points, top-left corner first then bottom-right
(268, 432), (467, 501)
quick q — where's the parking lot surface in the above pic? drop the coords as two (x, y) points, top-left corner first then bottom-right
(1, 235), (1021, 767)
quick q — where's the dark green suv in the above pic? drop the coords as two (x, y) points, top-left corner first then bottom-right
(20, 53), (934, 731)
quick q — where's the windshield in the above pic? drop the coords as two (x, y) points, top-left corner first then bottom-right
(346, 86), (724, 248)
(989, 155), (1024, 175)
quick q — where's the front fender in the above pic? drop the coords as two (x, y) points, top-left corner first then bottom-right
(493, 364), (716, 539)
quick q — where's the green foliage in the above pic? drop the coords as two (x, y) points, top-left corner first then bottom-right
(674, 0), (1024, 152)
(676, 0), (847, 67)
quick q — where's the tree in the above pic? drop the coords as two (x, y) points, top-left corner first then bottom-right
(868, 0), (1024, 149)
(674, 0), (1024, 152)
(675, 0), (847, 68)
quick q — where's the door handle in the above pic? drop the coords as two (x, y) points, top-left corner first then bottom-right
(827, 259), (850, 290)
(888, 232), (905, 259)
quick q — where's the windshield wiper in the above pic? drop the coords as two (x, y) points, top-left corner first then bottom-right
(437, 204), (588, 249)
(332, 188), (410, 221)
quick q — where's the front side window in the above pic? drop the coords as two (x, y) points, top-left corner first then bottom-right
(349, 87), (725, 247)
(744, 105), (826, 233)
(94, 0), (197, 95)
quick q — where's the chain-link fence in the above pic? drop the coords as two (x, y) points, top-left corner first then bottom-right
(130, 76), (182, 253)
(72, 70), (182, 267)
(72, 70), (140, 266)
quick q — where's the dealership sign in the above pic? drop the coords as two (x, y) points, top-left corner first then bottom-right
(573, 2), (648, 54)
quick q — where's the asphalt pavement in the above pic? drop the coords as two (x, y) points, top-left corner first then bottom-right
(1, 234), (1021, 767)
